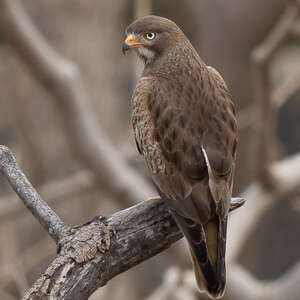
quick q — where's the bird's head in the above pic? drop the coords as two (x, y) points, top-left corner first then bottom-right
(123, 15), (182, 65)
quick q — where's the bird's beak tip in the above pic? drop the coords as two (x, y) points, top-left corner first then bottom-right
(122, 41), (130, 55)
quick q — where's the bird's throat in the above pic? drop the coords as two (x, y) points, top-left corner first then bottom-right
(136, 46), (156, 65)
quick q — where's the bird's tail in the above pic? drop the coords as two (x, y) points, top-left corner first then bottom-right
(172, 211), (227, 299)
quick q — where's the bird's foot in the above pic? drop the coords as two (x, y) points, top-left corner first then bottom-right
(146, 196), (161, 201)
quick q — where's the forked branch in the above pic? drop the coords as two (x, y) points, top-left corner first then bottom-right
(0, 145), (244, 299)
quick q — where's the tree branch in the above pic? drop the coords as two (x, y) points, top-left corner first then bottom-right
(228, 152), (300, 262)
(0, 145), (68, 243)
(0, 169), (95, 224)
(157, 235), (300, 300)
(225, 261), (300, 300)
(250, 2), (300, 185)
(22, 200), (243, 300)
(0, 145), (244, 299)
(22, 199), (181, 300)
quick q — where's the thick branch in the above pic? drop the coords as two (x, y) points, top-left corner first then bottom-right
(0, 146), (68, 243)
(22, 198), (243, 300)
(0, 146), (243, 299)
(22, 199), (181, 300)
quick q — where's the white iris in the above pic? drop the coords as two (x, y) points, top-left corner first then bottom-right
(146, 32), (156, 40)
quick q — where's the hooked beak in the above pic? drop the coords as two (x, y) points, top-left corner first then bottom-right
(122, 34), (144, 54)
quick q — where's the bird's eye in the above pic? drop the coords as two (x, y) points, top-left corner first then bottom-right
(145, 32), (156, 40)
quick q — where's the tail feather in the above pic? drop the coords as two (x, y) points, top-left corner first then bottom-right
(217, 218), (227, 287)
(172, 211), (227, 299)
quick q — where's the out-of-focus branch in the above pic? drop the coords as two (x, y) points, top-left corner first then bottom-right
(219, 153), (300, 298)
(0, 0), (154, 206)
(272, 73), (300, 108)
(0, 145), (68, 243)
(143, 256), (300, 300)
(171, 254), (300, 300)
(144, 267), (199, 300)
(228, 153), (300, 262)
(251, 5), (299, 65)
(0, 169), (95, 223)
(0, 237), (53, 292)
(250, 2), (300, 185)
(4, 222), (29, 296)
(144, 268), (185, 300)
(237, 77), (300, 132)
(225, 259), (300, 300)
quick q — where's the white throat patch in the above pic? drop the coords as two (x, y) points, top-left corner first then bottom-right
(136, 46), (155, 63)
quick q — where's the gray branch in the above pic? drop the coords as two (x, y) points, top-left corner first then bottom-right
(23, 200), (182, 300)
(0, 145), (68, 243)
(0, 145), (244, 299)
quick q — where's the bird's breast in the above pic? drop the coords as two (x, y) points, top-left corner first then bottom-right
(131, 82), (170, 175)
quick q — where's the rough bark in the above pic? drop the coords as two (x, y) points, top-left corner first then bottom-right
(0, 145), (244, 299)
(23, 200), (181, 300)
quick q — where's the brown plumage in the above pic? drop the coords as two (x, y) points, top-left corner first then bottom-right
(123, 16), (237, 299)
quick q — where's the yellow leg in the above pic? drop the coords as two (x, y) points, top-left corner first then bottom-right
(146, 196), (161, 201)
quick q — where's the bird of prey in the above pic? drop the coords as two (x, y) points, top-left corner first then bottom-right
(123, 16), (237, 299)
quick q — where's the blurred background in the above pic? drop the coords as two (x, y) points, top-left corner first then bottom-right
(0, 0), (300, 299)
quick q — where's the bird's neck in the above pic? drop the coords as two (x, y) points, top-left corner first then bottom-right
(142, 41), (206, 79)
